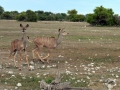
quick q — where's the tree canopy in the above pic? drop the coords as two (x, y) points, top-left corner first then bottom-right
(86, 6), (120, 26)
(0, 6), (4, 15)
(67, 9), (85, 22)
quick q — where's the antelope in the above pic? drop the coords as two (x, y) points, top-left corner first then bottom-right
(7, 24), (30, 70)
(32, 28), (69, 63)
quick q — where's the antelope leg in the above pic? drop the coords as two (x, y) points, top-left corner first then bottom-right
(42, 49), (51, 63)
(18, 51), (22, 70)
(13, 51), (18, 67)
(32, 50), (35, 60)
(35, 51), (44, 63)
(25, 51), (30, 70)
(32, 47), (37, 61)
(7, 52), (12, 67)
(42, 53), (50, 60)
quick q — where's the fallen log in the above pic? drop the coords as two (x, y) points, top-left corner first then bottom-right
(51, 82), (70, 90)
(62, 87), (92, 90)
(40, 71), (93, 90)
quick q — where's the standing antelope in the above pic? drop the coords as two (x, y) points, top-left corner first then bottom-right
(32, 28), (69, 63)
(7, 24), (30, 70)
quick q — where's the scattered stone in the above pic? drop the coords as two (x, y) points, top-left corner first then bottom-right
(41, 65), (46, 69)
(30, 61), (34, 65)
(30, 65), (34, 70)
(17, 83), (22, 87)
(0, 65), (2, 69)
(7, 71), (14, 74)
(104, 78), (117, 90)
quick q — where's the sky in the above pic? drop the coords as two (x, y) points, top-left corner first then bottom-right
(0, 0), (120, 15)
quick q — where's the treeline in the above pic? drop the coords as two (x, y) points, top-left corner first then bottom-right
(0, 7), (85, 22)
(0, 5), (120, 26)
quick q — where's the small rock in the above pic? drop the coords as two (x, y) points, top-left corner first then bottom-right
(104, 78), (117, 90)
(17, 83), (22, 87)
(30, 65), (34, 70)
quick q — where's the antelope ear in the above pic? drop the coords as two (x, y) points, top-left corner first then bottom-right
(27, 36), (29, 39)
(26, 24), (29, 28)
(58, 28), (61, 32)
(20, 24), (23, 27)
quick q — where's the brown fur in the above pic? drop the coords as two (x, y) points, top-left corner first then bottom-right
(32, 28), (69, 63)
(33, 37), (57, 48)
(7, 24), (30, 70)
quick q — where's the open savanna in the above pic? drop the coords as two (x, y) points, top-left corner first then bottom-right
(0, 20), (120, 90)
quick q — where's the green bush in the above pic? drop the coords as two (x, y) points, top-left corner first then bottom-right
(26, 10), (38, 22)
(86, 6), (118, 26)
(17, 12), (26, 21)
(17, 10), (38, 22)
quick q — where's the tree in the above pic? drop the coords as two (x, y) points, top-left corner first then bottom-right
(0, 6), (4, 19)
(1, 11), (12, 20)
(26, 10), (38, 22)
(0, 6), (4, 15)
(67, 9), (85, 22)
(10, 11), (19, 20)
(67, 9), (77, 15)
(106, 9), (114, 25)
(86, 6), (115, 26)
(17, 12), (26, 21)
(94, 6), (114, 25)
(114, 14), (120, 25)
(67, 9), (78, 21)
(35, 10), (46, 20)
(60, 13), (67, 21)
(86, 14), (97, 25)
(73, 14), (85, 22)
(54, 13), (67, 21)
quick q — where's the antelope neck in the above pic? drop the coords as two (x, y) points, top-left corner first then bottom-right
(22, 32), (27, 50)
(56, 33), (62, 46)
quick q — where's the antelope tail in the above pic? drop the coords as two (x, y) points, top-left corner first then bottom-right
(27, 36), (33, 43)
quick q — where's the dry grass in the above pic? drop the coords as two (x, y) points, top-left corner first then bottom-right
(0, 20), (120, 89)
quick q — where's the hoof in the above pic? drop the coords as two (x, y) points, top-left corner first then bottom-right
(14, 66), (19, 69)
(47, 60), (50, 64)
(42, 61), (45, 64)
(33, 59), (35, 62)
(6, 63), (10, 68)
(19, 68), (22, 71)
(39, 59), (45, 64)
(29, 69), (32, 71)
(6, 66), (10, 68)
(28, 67), (32, 71)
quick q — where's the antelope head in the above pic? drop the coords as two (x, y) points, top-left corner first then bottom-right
(20, 24), (29, 32)
(58, 28), (69, 35)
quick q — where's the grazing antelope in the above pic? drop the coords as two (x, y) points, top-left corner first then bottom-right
(32, 28), (69, 63)
(7, 24), (30, 70)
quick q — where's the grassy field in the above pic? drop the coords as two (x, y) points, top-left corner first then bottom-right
(0, 20), (120, 90)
